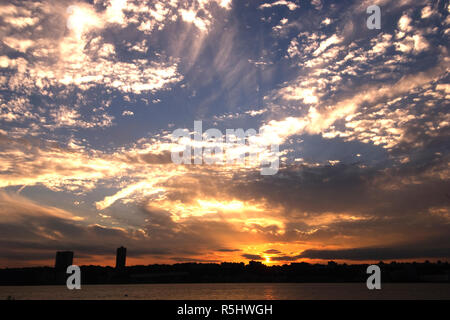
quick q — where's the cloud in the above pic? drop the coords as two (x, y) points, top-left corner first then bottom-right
(259, 1), (299, 11)
(310, 0), (323, 10)
(1, 1), (183, 96)
(421, 6), (434, 19)
(264, 249), (282, 254)
(122, 110), (134, 116)
(313, 34), (343, 57)
(0, 192), (83, 222)
(271, 255), (301, 262)
(262, 56), (449, 150)
(299, 246), (450, 261)
(216, 248), (242, 252)
(242, 254), (264, 261)
(51, 106), (114, 128)
(0, 190), (259, 266)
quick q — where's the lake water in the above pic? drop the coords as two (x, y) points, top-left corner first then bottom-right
(1, 283), (450, 300)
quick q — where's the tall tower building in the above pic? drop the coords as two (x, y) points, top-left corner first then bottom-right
(54, 251), (73, 271)
(115, 246), (127, 269)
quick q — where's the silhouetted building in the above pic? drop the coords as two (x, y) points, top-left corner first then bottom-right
(116, 247), (127, 269)
(54, 251), (73, 271)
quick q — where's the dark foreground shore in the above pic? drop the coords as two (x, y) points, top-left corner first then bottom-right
(1, 261), (449, 286)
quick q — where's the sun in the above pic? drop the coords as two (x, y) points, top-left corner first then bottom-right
(66, 5), (101, 37)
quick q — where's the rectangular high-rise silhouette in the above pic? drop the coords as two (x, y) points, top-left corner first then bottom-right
(115, 246), (126, 269)
(54, 251), (73, 271)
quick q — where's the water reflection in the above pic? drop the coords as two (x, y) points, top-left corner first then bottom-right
(263, 285), (275, 300)
(1, 283), (450, 300)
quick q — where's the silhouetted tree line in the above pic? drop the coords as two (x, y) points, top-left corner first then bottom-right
(0, 260), (449, 285)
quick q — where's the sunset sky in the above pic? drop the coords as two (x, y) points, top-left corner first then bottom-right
(0, 0), (449, 267)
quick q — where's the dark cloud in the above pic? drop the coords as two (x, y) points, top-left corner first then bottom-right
(264, 249), (282, 254)
(271, 255), (301, 262)
(299, 246), (450, 261)
(216, 248), (242, 252)
(242, 254), (264, 261)
(128, 151), (173, 165)
(170, 257), (221, 263)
